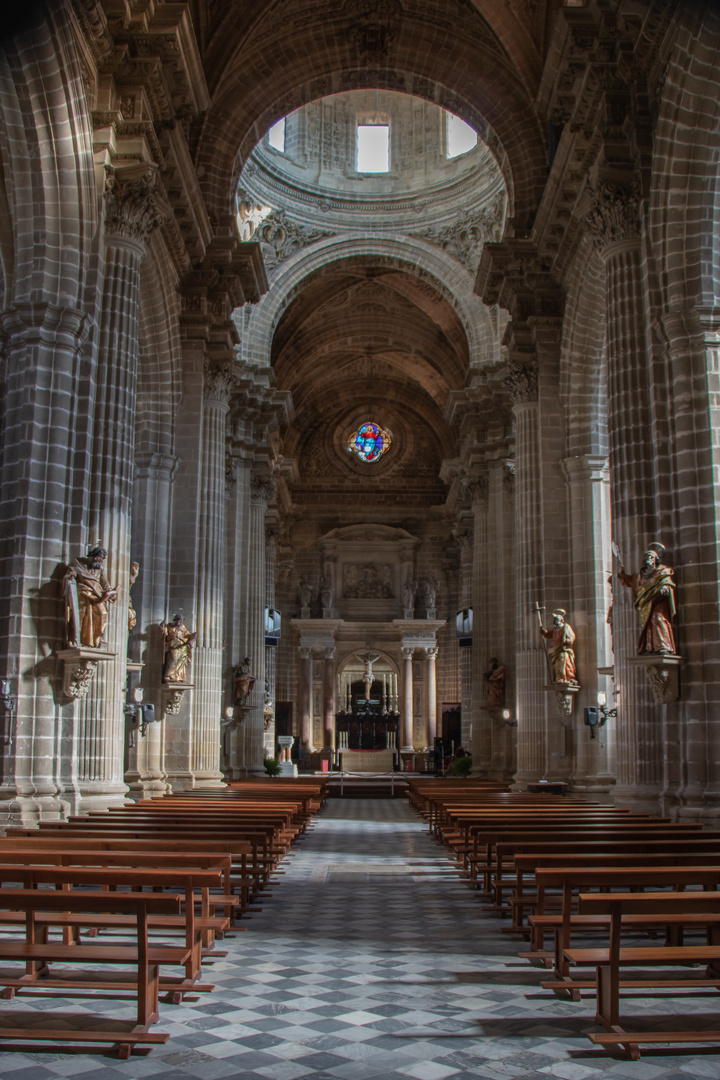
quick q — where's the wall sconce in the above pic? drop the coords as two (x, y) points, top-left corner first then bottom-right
(124, 685), (144, 722)
(502, 708), (517, 727)
(597, 690), (617, 724)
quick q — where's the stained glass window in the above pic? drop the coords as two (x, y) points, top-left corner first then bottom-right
(347, 422), (391, 462)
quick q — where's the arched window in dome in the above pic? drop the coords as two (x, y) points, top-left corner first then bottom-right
(347, 422), (392, 462)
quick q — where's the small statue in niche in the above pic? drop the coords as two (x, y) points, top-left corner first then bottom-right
(233, 656), (256, 704)
(298, 577), (313, 609)
(606, 573), (614, 653)
(320, 574), (334, 612)
(160, 614), (197, 683)
(539, 610), (578, 685)
(263, 682), (274, 730)
(484, 657), (506, 706)
(618, 542), (677, 655)
(64, 543), (118, 649)
(128, 561), (140, 633)
(402, 577), (418, 611)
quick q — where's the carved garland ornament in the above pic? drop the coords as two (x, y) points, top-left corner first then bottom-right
(504, 356), (538, 405)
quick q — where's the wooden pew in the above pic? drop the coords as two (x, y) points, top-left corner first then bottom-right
(570, 891), (720, 1059)
(0, 888), (185, 1056)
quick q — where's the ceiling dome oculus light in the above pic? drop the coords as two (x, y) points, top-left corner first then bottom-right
(347, 422), (392, 462)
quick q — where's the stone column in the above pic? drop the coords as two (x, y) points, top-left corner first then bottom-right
(243, 474), (271, 773)
(263, 527), (280, 759)
(298, 646), (313, 751)
(453, 525), (473, 750)
(425, 646), (438, 748)
(223, 452), (252, 779)
(190, 361), (235, 787)
(322, 646), (335, 753)
(0, 303), (93, 823)
(124, 452), (178, 798)
(468, 475), (491, 772)
(78, 164), (165, 811)
(585, 181), (659, 805)
(508, 356), (548, 787)
(401, 647), (414, 752)
(561, 454), (614, 792)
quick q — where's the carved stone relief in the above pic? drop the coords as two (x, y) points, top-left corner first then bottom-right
(343, 562), (394, 598)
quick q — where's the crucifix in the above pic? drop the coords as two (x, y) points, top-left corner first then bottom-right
(354, 647), (381, 703)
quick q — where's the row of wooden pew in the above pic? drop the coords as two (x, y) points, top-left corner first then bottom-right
(408, 777), (720, 1060)
(0, 778), (328, 1056)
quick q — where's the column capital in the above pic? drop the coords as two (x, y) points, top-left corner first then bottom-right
(401, 646), (415, 660)
(104, 163), (167, 249)
(204, 357), (237, 407)
(464, 474), (488, 506)
(583, 178), (641, 258)
(299, 646), (313, 661)
(505, 355), (538, 405)
(323, 645), (336, 660)
(250, 473), (274, 507)
(425, 646), (438, 660)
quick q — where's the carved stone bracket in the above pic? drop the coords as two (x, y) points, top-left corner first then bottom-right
(57, 647), (116, 700)
(628, 655), (682, 705)
(545, 681), (580, 717)
(162, 682), (194, 717)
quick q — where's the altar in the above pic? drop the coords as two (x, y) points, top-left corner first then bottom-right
(339, 748), (395, 773)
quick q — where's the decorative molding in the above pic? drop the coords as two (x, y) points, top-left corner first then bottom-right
(546, 681), (580, 717)
(250, 474), (274, 506)
(505, 356), (538, 405)
(104, 165), (167, 247)
(628, 654), (682, 705)
(411, 198), (503, 272)
(162, 682), (193, 716)
(256, 211), (335, 268)
(584, 179), (641, 254)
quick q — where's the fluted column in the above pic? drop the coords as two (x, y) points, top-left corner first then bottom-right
(223, 453), (252, 779)
(298, 646), (313, 751)
(585, 181), (659, 804)
(401, 647), (414, 752)
(264, 527), (280, 759)
(508, 358), (548, 787)
(77, 165), (165, 811)
(323, 646), (335, 753)
(453, 525), (473, 751)
(125, 452), (178, 798)
(191, 361), (235, 786)
(0, 304), (93, 822)
(425, 647), (438, 748)
(468, 476), (491, 772)
(245, 474), (271, 773)
(561, 454), (614, 792)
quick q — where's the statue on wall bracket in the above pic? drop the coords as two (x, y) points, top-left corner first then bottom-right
(536, 603), (580, 716)
(57, 543), (117, 700)
(616, 540), (682, 704)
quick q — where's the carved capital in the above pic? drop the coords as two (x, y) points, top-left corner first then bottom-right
(104, 164), (167, 247)
(251, 474), (274, 506)
(584, 179), (641, 255)
(465, 475), (488, 506)
(204, 358), (236, 407)
(505, 356), (538, 405)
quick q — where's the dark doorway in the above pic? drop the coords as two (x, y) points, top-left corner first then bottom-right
(275, 702), (296, 760)
(441, 703), (462, 753)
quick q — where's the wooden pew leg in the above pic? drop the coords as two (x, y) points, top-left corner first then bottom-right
(595, 963), (620, 1030)
(137, 963), (160, 1027)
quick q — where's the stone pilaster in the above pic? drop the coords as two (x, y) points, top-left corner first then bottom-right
(467, 475), (491, 773)
(0, 303), (93, 823)
(322, 646), (336, 752)
(264, 526), (280, 759)
(401, 647), (414, 752)
(242, 473), (271, 773)
(298, 646), (313, 751)
(124, 451), (178, 798)
(561, 454), (614, 792)
(585, 180), (660, 805)
(77, 164), (166, 811)
(425, 646), (438, 748)
(508, 356), (548, 787)
(190, 360), (235, 786)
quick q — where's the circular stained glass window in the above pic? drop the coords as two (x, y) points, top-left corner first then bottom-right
(347, 422), (392, 463)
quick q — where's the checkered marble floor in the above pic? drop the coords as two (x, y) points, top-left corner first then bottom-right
(2, 798), (720, 1079)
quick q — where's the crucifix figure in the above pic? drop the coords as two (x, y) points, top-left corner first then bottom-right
(354, 647), (381, 703)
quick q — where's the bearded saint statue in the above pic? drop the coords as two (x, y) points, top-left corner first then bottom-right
(64, 545), (118, 649)
(540, 610), (578, 684)
(618, 542), (677, 655)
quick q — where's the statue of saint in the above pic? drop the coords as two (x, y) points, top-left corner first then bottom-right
(618, 542), (677, 655)
(540, 610), (578, 685)
(320, 574), (334, 611)
(421, 576), (437, 610)
(298, 577), (313, 608)
(233, 656), (256, 704)
(484, 657), (506, 706)
(160, 614), (197, 683)
(128, 561), (140, 633)
(64, 545), (118, 649)
(402, 577), (417, 610)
